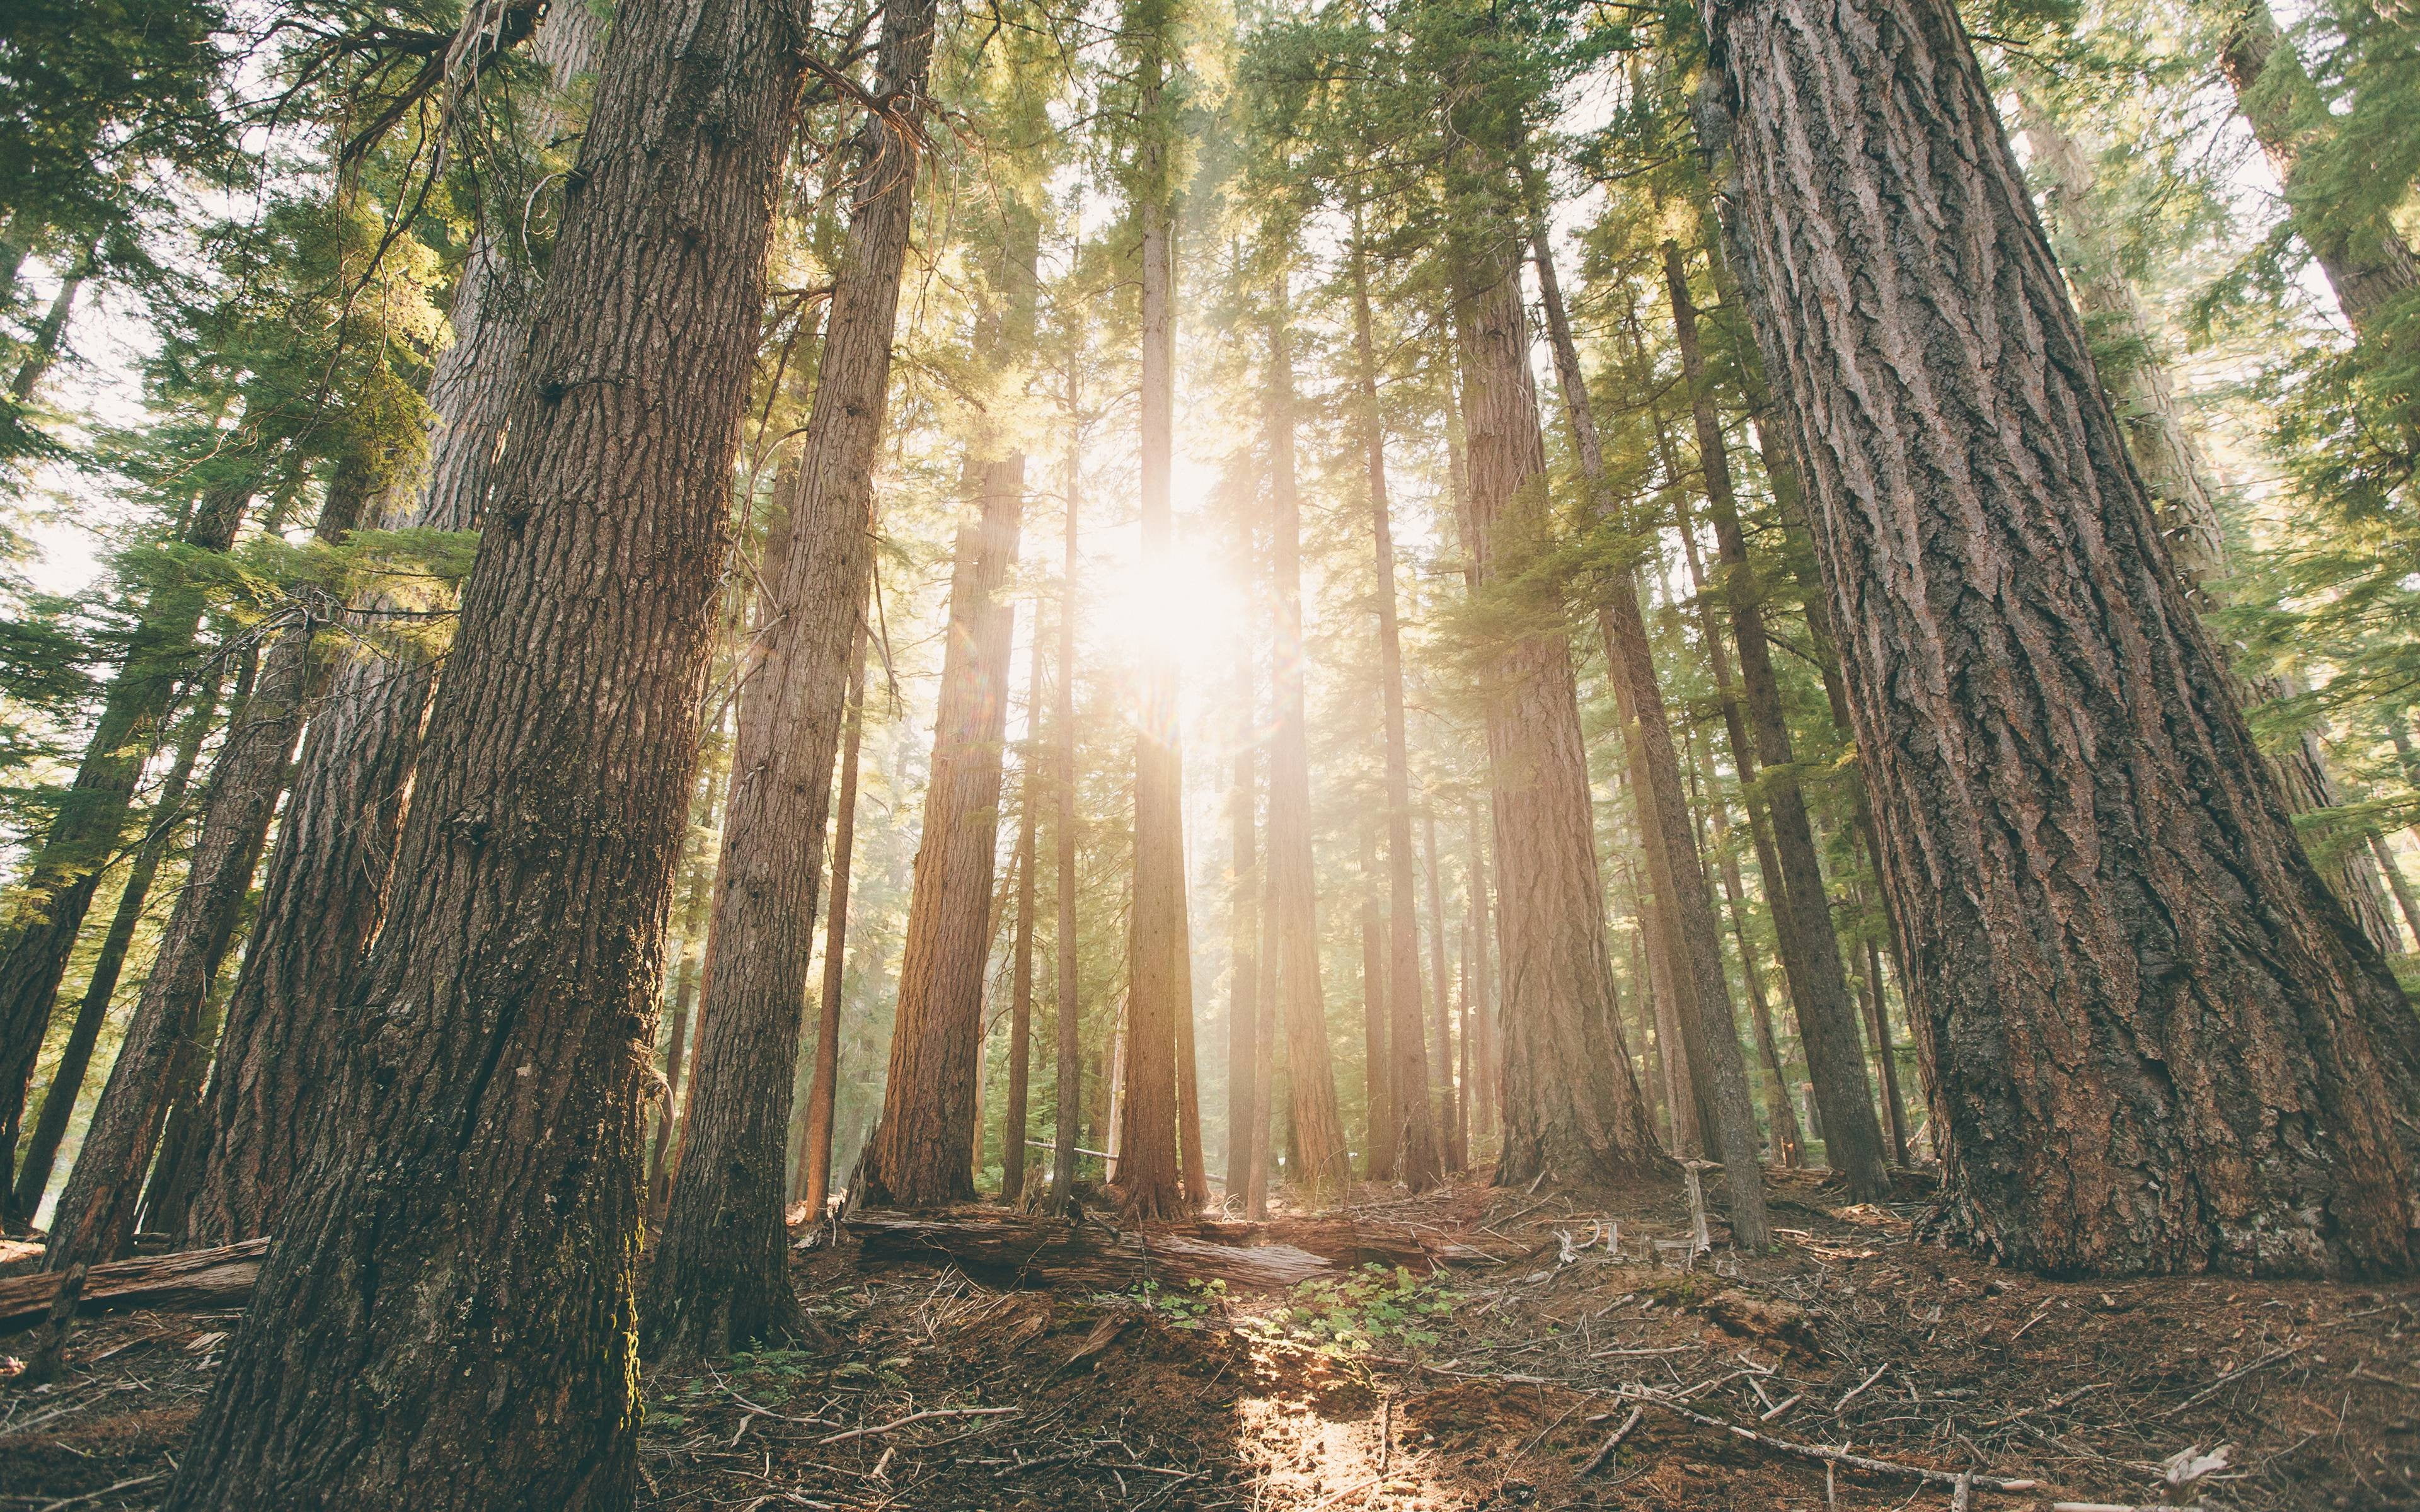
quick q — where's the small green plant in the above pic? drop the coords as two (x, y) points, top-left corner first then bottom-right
(1253, 1265), (1457, 1357)
(1109, 1276), (1229, 1329)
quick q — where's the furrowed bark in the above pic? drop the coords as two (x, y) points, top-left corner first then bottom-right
(645, 0), (935, 1356)
(1705, 0), (2420, 1273)
(158, 0), (812, 1492)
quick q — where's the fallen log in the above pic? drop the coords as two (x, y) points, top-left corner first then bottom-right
(846, 1213), (1356, 1291)
(0, 1239), (266, 1334)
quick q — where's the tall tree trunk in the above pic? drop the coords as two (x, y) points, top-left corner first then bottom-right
(9, 253), (84, 401)
(0, 476), (251, 1223)
(1463, 807), (1498, 1150)
(1262, 292), (1352, 1203)
(1002, 627), (1043, 1203)
(1119, 48), (1190, 1221)
(11, 670), (220, 1219)
(1226, 501), (1263, 1209)
(1247, 820), (1281, 1212)
(179, 8), (609, 1248)
(2216, 2), (2419, 341)
(1452, 236), (1666, 1189)
(1351, 220), (1438, 1191)
(1356, 829), (1390, 1178)
(1705, 0), (2420, 1273)
(1422, 810), (1464, 1173)
(49, 469), (373, 1271)
(159, 0), (810, 1487)
(1051, 375), (1085, 1215)
(1692, 726), (1804, 1167)
(1850, 908), (1912, 1166)
(1660, 241), (1888, 1198)
(799, 623), (870, 1218)
(1174, 876), (1211, 1207)
(650, 752), (729, 1222)
(645, 0), (934, 1357)
(1528, 209), (1767, 1243)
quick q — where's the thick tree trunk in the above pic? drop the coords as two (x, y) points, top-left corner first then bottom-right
(49, 471), (373, 1271)
(1002, 631), (1043, 1203)
(1351, 224), (1436, 1191)
(10, 673), (219, 1218)
(1051, 382), (1085, 1214)
(1661, 241), (1888, 1198)
(800, 624), (870, 1218)
(159, 0), (809, 1489)
(1453, 244), (1666, 1189)
(2216, 3), (2419, 341)
(1119, 49), (1189, 1220)
(179, 9), (608, 1249)
(1528, 213), (1767, 1243)
(1262, 296), (1352, 1203)
(0, 477), (251, 1222)
(644, 0), (933, 1358)
(1706, 0), (2420, 1274)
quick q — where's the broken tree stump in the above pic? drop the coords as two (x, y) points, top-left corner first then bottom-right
(0, 1239), (266, 1334)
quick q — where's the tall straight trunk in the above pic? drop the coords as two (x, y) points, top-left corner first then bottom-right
(1660, 241), (1887, 1198)
(1422, 810), (1464, 1173)
(180, 9), (608, 1247)
(9, 255), (83, 401)
(1262, 293), (1352, 1203)
(1226, 538), (1263, 1208)
(1705, 0), (2420, 1274)
(1627, 922), (1668, 1143)
(1174, 878), (1211, 1207)
(1351, 219), (1437, 1191)
(1246, 827), (1281, 1212)
(1051, 378), (1084, 1214)
(645, 0), (935, 1356)
(1463, 808), (1498, 1148)
(11, 671), (219, 1218)
(2216, 3), (2419, 341)
(1356, 828), (1390, 1177)
(160, 0), (807, 1488)
(1452, 238), (1665, 1189)
(1119, 48), (1189, 1220)
(0, 477), (251, 1222)
(49, 469), (372, 1270)
(650, 753), (729, 1220)
(1850, 907), (1912, 1164)
(865, 210), (1041, 1206)
(1530, 212), (1767, 1244)
(1692, 728), (1804, 1167)
(800, 624), (870, 1217)
(1001, 631), (1043, 1203)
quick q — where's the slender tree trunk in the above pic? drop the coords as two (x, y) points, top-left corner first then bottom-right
(2216, 2), (2419, 341)
(1356, 830), (1390, 1178)
(11, 672), (220, 1219)
(1119, 48), (1189, 1220)
(650, 753), (729, 1222)
(1351, 221), (1438, 1191)
(178, 9), (609, 1248)
(1693, 728), (1804, 1167)
(1660, 241), (1887, 1198)
(1226, 505), (1263, 1208)
(9, 254), (84, 401)
(1850, 912), (1911, 1165)
(1453, 234), (1666, 1189)
(800, 624), (870, 1218)
(2370, 833), (2420, 951)
(1174, 876), (1211, 1208)
(1706, 0), (2420, 1273)
(161, 0), (808, 1487)
(1002, 627), (1044, 1203)
(1051, 375), (1085, 1215)
(1463, 808), (1498, 1150)
(1421, 810), (1464, 1173)
(49, 469), (372, 1270)
(645, 0), (933, 1356)
(1529, 209), (1766, 1243)
(1247, 829), (1280, 1213)
(0, 478), (251, 1222)
(1262, 290), (1352, 1203)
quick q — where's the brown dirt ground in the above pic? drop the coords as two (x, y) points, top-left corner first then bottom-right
(2, 1166), (2415, 1509)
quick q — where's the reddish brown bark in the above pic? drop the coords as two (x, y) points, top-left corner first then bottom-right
(1707, 0), (2420, 1273)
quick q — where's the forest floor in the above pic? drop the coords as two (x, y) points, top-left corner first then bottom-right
(1, 1166), (2414, 1509)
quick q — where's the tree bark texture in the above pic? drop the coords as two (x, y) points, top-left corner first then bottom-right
(1453, 247), (1666, 1189)
(644, 1), (933, 1358)
(1706, 0), (2420, 1274)
(0, 478), (250, 1222)
(50, 469), (373, 1271)
(1263, 299), (1352, 1203)
(158, 0), (810, 1494)
(1661, 240), (1887, 1198)
(180, 6), (608, 1248)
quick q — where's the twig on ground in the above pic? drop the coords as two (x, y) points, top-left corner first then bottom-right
(1834, 1362), (1890, 1415)
(2156, 1346), (2303, 1419)
(817, 1406), (1019, 1445)
(1613, 1387), (2039, 1492)
(1577, 1407), (1644, 1475)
